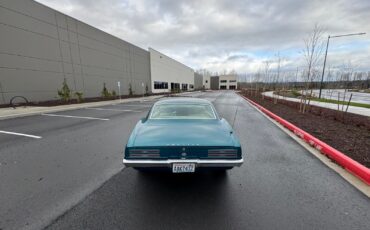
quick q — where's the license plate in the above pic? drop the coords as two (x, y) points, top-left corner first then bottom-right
(172, 163), (195, 173)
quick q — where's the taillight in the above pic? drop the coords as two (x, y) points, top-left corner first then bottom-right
(208, 149), (237, 158)
(129, 149), (160, 158)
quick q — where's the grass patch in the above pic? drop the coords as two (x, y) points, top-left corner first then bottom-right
(274, 90), (302, 98)
(311, 98), (370, 109)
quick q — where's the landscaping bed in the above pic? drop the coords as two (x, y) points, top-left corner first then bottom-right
(0, 92), (179, 108)
(241, 92), (370, 168)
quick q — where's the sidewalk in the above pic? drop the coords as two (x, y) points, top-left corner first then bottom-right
(0, 95), (163, 120)
(262, 91), (370, 117)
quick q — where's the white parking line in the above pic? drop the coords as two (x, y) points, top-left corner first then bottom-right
(0, 130), (42, 139)
(118, 104), (152, 107)
(85, 108), (142, 112)
(42, 113), (109, 121)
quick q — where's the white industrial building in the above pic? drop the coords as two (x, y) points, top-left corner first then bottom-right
(219, 74), (238, 89)
(0, 0), (196, 105)
(203, 75), (211, 89)
(205, 74), (238, 90)
(149, 48), (194, 94)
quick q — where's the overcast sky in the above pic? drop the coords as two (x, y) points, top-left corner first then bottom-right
(36, 0), (370, 75)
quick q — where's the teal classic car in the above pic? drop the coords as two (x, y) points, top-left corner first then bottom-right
(123, 98), (243, 173)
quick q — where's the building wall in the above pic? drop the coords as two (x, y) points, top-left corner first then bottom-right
(149, 48), (194, 93)
(203, 75), (211, 89)
(0, 0), (151, 104)
(194, 73), (203, 90)
(219, 74), (238, 89)
(210, 76), (219, 90)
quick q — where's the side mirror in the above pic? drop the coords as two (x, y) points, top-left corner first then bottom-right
(140, 117), (147, 122)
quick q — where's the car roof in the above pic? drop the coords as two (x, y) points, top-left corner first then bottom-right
(155, 97), (212, 105)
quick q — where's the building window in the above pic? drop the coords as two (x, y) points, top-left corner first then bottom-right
(189, 84), (194, 89)
(220, 80), (227, 83)
(229, 85), (236, 89)
(205, 80), (208, 83)
(171, 82), (180, 89)
(154, 81), (168, 89)
(181, 83), (188, 90)
(220, 85), (227, 89)
(229, 80), (236, 82)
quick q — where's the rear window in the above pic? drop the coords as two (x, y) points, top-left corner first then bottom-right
(150, 104), (216, 119)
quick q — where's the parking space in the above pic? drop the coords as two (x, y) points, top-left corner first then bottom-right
(0, 98), (158, 230)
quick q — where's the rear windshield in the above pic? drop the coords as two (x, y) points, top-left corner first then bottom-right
(150, 103), (216, 119)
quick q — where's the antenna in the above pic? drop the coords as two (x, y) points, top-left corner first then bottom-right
(231, 98), (239, 129)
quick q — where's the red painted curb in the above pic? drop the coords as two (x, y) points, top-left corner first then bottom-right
(240, 94), (370, 185)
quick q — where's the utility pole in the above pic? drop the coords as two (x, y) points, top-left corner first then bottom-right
(318, 32), (366, 99)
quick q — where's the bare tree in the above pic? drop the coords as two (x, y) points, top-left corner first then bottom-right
(300, 24), (325, 113)
(273, 52), (282, 103)
(262, 60), (271, 99)
(254, 69), (262, 96)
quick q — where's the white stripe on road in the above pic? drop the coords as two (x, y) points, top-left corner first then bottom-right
(85, 108), (142, 112)
(0, 130), (42, 139)
(118, 104), (152, 107)
(41, 113), (109, 121)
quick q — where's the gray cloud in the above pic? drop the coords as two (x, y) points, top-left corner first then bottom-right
(37, 0), (370, 73)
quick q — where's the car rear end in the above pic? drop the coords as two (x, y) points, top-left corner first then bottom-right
(124, 145), (243, 172)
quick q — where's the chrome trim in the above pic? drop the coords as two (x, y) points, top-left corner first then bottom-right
(123, 158), (243, 168)
(129, 154), (160, 158)
(208, 149), (237, 154)
(208, 154), (237, 158)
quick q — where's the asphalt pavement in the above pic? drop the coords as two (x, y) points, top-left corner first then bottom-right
(1, 91), (369, 230)
(0, 99), (155, 230)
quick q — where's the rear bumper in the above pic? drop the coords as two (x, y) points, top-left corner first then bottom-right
(122, 158), (243, 168)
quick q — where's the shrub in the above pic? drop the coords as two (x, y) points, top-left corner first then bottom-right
(101, 83), (111, 98)
(111, 90), (117, 98)
(129, 83), (133, 96)
(75, 92), (83, 103)
(292, 90), (302, 97)
(57, 78), (71, 102)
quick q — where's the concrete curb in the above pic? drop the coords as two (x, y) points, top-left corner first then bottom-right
(239, 94), (370, 186)
(0, 95), (163, 120)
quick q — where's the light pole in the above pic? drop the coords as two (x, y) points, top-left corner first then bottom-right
(318, 32), (366, 99)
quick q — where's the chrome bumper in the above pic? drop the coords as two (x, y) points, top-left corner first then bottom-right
(123, 158), (243, 168)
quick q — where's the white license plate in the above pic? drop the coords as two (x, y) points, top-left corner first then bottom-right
(172, 163), (195, 173)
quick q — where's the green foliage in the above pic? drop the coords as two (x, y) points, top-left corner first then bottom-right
(57, 78), (71, 102)
(101, 82), (111, 98)
(74, 92), (83, 103)
(111, 90), (117, 97)
(291, 90), (302, 97)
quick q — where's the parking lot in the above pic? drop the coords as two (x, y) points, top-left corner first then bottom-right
(0, 99), (156, 229)
(1, 91), (369, 230)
